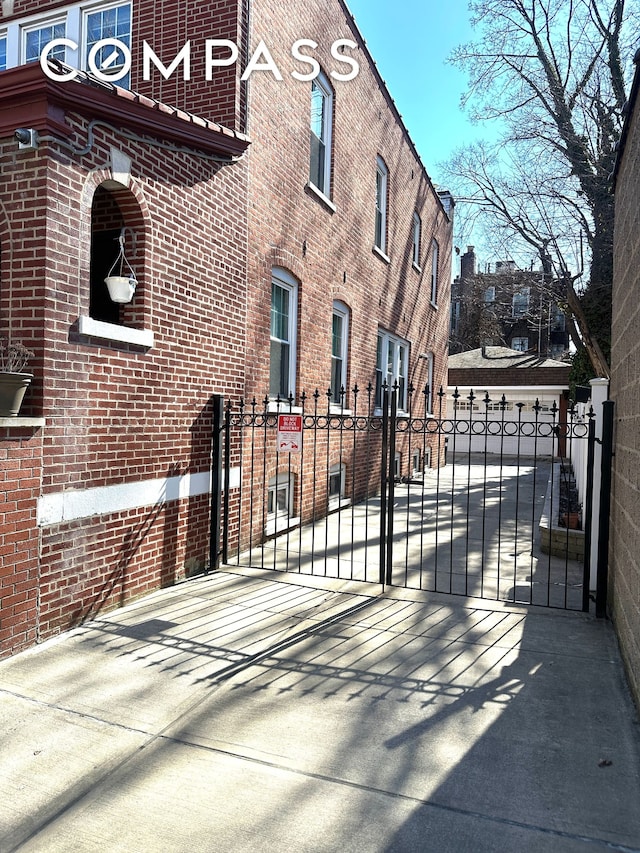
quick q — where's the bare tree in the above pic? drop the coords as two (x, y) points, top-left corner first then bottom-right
(444, 0), (637, 379)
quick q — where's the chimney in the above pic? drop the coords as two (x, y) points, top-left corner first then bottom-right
(460, 246), (476, 280)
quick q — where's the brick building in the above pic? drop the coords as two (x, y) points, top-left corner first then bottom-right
(0, 0), (453, 655)
(610, 47), (640, 710)
(450, 247), (570, 359)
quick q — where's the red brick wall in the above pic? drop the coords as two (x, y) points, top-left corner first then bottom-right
(244, 0), (452, 405)
(611, 65), (640, 710)
(234, 0), (453, 547)
(0, 427), (42, 658)
(1, 0), (453, 654)
(3, 0), (246, 130)
(0, 94), (248, 645)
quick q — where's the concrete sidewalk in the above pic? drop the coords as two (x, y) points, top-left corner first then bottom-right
(1, 568), (640, 852)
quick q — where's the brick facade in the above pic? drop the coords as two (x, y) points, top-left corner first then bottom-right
(0, 0), (452, 656)
(610, 53), (640, 710)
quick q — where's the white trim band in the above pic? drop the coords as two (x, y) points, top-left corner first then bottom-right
(37, 467), (240, 527)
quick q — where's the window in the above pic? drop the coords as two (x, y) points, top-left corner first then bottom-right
(512, 287), (530, 317)
(24, 20), (66, 63)
(511, 337), (529, 352)
(270, 269), (298, 399)
(331, 301), (349, 406)
(412, 450), (421, 477)
(394, 453), (402, 479)
(424, 351), (434, 414)
(430, 240), (439, 305)
(484, 286), (496, 304)
(267, 472), (297, 534)
(309, 72), (333, 198)
(451, 300), (461, 333)
(85, 3), (132, 87)
(328, 463), (346, 509)
(3, 2), (131, 87)
(375, 157), (388, 254)
(376, 331), (409, 410)
(412, 213), (421, 268)
(553, 307), (566, 330)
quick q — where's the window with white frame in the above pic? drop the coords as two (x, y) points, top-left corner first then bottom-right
(412, 212), (421, 268)
(270, 268), (298, 400)
(0, 32), (8, 71)
(85, 2), (132, 85)
(511, 336), (529, 352)
(328, 462), (346, 509)
(267, 472), (297, 533)
(309, 72), (333, 198)
(512, 287), (530, 317)
(24, 18), (67, 63)
(412, 449), (421, 477)
(375, 157), (388, 254)
(484, 286), (496, 304)
(376, 331), (409, 410)
(3, 2), (131, 87)
(430, 239), (439, 305)
(331, 301), (349, 406)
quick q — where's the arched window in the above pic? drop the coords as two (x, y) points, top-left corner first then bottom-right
(80, 183), (151, 348)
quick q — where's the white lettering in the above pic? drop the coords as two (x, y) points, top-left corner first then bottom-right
(87, 39), (131, 82)
(290, 39), (320, 82)
(241, 40), (283, 81)
(206, 39), (239, 80)
(39, 38), (79, 80)
(330, 39), (359, 82)
(143, 40), (191, 81)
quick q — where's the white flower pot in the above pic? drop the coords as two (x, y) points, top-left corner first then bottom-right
(0, 372), (33, 417)
(105, 275), (137, 304)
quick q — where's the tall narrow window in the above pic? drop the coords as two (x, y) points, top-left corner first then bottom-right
(430, 239), (439, 305)
(85, 3), (132, 87)
(309, 72), (333, 197)
(512, 287), (530, 317)
(375, 157), (388, 254)
(412, 212), (421, 268)
(376, 331), (409, 410)
(331, 301), (349, 405)
(270, 269), (298, 399)
(484, 286), (496, 304)
(0, 34), (7, 71)
(424, 351), (434, 414)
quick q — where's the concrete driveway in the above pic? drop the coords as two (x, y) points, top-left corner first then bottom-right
(1, 568), (640, 852)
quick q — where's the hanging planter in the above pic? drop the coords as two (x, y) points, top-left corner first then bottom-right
(105, 231), (137, 304)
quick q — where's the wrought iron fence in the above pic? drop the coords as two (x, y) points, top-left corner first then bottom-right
(212, 384), (597, 611)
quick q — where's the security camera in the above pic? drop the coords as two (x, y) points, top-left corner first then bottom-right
(15, 128), (39, 150)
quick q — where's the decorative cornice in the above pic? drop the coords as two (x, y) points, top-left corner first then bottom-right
(0, 63), (250, 159)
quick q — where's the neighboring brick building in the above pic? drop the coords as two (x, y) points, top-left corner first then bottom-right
(450, 248), (570, 359)
(0, 0), (453, 655)
(610, 48), (640, 710)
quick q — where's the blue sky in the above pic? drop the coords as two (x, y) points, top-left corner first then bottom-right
(345, 0), (480, 180)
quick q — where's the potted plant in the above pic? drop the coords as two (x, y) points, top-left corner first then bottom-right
(104, 232), (137, 304)
(0, 338), (34, 417)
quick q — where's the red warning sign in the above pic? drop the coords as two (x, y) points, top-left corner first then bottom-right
(277, 414), (303, 453)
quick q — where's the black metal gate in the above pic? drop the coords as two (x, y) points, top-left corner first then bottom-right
(211, 386), (613, 613)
